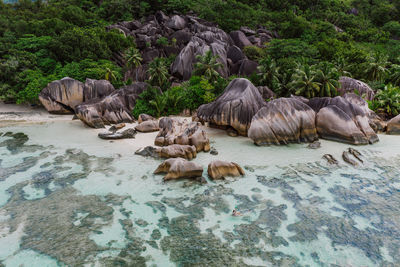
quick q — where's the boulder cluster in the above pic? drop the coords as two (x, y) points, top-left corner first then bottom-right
(198, 78), (387, 145)
(108, 11), (277, 81)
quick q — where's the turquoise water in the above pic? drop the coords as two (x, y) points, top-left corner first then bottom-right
(0, 120), (399, 266)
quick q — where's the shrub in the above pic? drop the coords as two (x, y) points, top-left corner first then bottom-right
(368, 84), (400, 118)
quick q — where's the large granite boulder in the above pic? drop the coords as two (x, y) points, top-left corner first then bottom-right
(75, 83), (148, 128)
(307, 96), (379, 144)
(338, 77), (375, 101)
(166, 15), (187, 30)
(83, 79), (115, 102)
(387, 115), (400, 135)
(197, 78), (266, 136)
(39, 77), (84, 114)
(343, 93), (386, 132)
(154, 158), (203, 181)
(155, 118), (210, 152)
(227, 45), (245, 64)
(238, 59), (258, 76)
(229, 30), (252, 49)
(207, 160), (245, 180)
(248, 98), (318, 145)
(136, 144), (197, 160)
(135, 120), (160, 132)
(138, 114), (155, 123)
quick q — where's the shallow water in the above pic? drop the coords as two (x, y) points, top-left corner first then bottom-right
(0, 120), (399, 266)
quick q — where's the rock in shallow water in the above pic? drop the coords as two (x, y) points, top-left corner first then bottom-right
(248, 98), (318, 145)
(135, 144), (197, 160)
(154, 158), (203, 181)
(207, 160), (245, 180)
(197, 78), (266, 136)
(98, 128), (137, 140)
(155, 118), (210, 152)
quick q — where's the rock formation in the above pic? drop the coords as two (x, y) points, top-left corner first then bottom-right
(155, 118), (210, 152)
(135, 144), (197, 160)
(138, 114), (155, 123)
(98, 128), (137, 140)
(343, 93), (386, 132)
(154, 158), (203, 181)
(39, 77), (84, 114)
(338, 77), (375, 101)
(387, 114), (400, 135)
(107, 12), (275, 81)
(248, 98), (318, 145)
(75, 82), (148, 128)
(135, 120), (160, 132)
(207, 160), (245, 180)
(306, 96), (379, 145)
(197, 78), (266, 136)
(39, 78), (115, 114)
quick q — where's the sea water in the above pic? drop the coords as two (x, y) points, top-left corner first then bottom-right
(0, 120), (399, 266)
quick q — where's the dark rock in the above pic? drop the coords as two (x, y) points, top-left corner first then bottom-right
(323, 154), (338, 165)
(135, 146), (159, 158)
(155, 11), (169, 23)
(142, 49), (160, 64)
(227, 127), (238, 137)
(109, 123), (126, 133)
(308, 141), (321, 149)
(348, 148), (363, 163)
(238, 59), (258, 76)
(342, 151), (358, 166)
(166, 15), (187, 30)
(240, 26), (256, 36)
(83, 79), (115, 102)
(257, 86), (275, 100)
(98, 128), (137, 140)
(197, 78), (266, 136)
(210, 147), (218, 155)
(227, 45), (245, 64)
(229, 30), (252, 49)
(248, 98), (318, 145)
(170, 30), (192, 46)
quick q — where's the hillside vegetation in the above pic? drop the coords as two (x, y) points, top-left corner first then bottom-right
(1, 0), (400, 117)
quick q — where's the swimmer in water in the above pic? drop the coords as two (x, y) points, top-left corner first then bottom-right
(232, 209), (242, 216)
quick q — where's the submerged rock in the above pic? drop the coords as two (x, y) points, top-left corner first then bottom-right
(308, 141), (321, 149)
(135, 120), (160, 132)
(338, 77), (375, 101)
(98, 128), (137, 140)
(154, 158), (203, 181)
(207, 160), (245, 180)
(323, 154), (338, 165)
(248, 98), (318, 145)
(75, 82), (148, 128)
(197, 78), (266, 136)
(307, 96), (379, 145)
(155, 118), (210, 152)
(342, 151), (358, 166)
(348, 147), (363, 163)
(387, 114), (400, 135)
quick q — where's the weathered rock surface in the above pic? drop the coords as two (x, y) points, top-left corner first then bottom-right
(39, 78), (115, 114)
(135, 144), (197, 160)
(138, 114), (155, 123)
(387, 114), (400, 135)
(108, 13), (274, 82)
(257, 86), (275, 100)
(339, 77), (375, 101)
(39, 77), (84, 114)
(207, 160), (245, 180)
(307, 96), (379, 145)
(109, 123), (126, 133)
(75, 83), (148, 128)
(248, 98), (318, 145)
(154, 158), (203, 181)
(98, 128), (137, 140)
(197, 78), (266, 136)
(135, 120), (160, 132)
(155, 118), (210, 152)
(343, 93), (386, 132)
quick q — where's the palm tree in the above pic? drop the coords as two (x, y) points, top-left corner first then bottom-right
(193, 50), (222, 83)
(104, 67), (117, 82)
(334, 56), (352, 77)
(363, 53), (389, 82)
(148, 57), (169, 89)
(290, 64), (321, 98)
(389, 64), (400, 86)
(315, 62), (340, 97)
(257, 57), (280, 90)
(150, 93), (167, 117)
(124, 47), (142, 81)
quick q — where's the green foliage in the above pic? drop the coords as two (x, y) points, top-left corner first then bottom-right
(257, 57), (280, 92)
(156, 37), (169, 47)
(194, 51), (222, 83)
(368, 84), (400, 117)
(243, 46), (265, 61)
(148, 57), (170, 90)
(290, 64), (321, 98)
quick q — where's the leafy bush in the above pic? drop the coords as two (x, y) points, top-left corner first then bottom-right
(368, 84), (400, 118)
(243, 46), (266, 61)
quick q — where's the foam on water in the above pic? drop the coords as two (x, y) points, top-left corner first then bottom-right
(0, 120), (399, 266)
